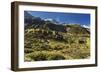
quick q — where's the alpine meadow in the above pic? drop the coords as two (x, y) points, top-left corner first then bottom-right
(24, 11), (90, 62)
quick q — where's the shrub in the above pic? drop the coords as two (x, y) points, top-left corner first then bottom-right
(53, 45), (65, 50)
(78, 52), (90, 59)
(68, 37), (75, 44)
(24, 42), (32, 48)
(40, 44), (52, 51)
(70, 50), (90, 59)
(24, 49), (34, 53)
(26, 51), (66, 61)
(78, 39), (85, 44)
(27, 51), (48, 61)
(48, 53), (65, 60)
(24, 56), (32, 62)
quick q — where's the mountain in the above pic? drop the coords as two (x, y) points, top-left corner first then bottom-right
(24, 12), (90, 34)
(25, 18), (67, 32)
(81, 25), (90, 33)
(24, 11), (34, 26)
(65, 24), (90, 34)
(44, 18), (59, 24)
(24, 11), (33, 18)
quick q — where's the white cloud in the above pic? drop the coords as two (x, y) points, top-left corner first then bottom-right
(44, 18), (53, 21)
(82, 25), (90, 28)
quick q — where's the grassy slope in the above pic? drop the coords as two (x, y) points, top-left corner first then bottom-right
(24, 26), (90, 61)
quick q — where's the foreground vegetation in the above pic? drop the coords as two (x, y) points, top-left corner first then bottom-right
(24, 26), (90, 61)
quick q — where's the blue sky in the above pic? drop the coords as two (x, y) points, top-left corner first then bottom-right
(26, 11), (90, 26)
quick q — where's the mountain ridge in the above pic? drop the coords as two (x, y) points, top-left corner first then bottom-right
(24, 12), (90, 34)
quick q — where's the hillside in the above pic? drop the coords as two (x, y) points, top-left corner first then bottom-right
(24, 12), (90, 61)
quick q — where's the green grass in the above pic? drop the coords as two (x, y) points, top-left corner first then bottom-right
(24, 28), (90, 61)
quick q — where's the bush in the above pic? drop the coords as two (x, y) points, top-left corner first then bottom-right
(27, 51), (48, 61)
(53, 45), (65, 50)
(24, 56), (32, 62)
(24, 42), (32, 48)
(72, 53), (89, 59)
(68, 37), (75, 44)
(40, 44), (52, 51)
(26, 51), (66, 61)
(48, 53), (65, 60)
(78, 52), (90, 59)
(24, 49), (34, 53)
